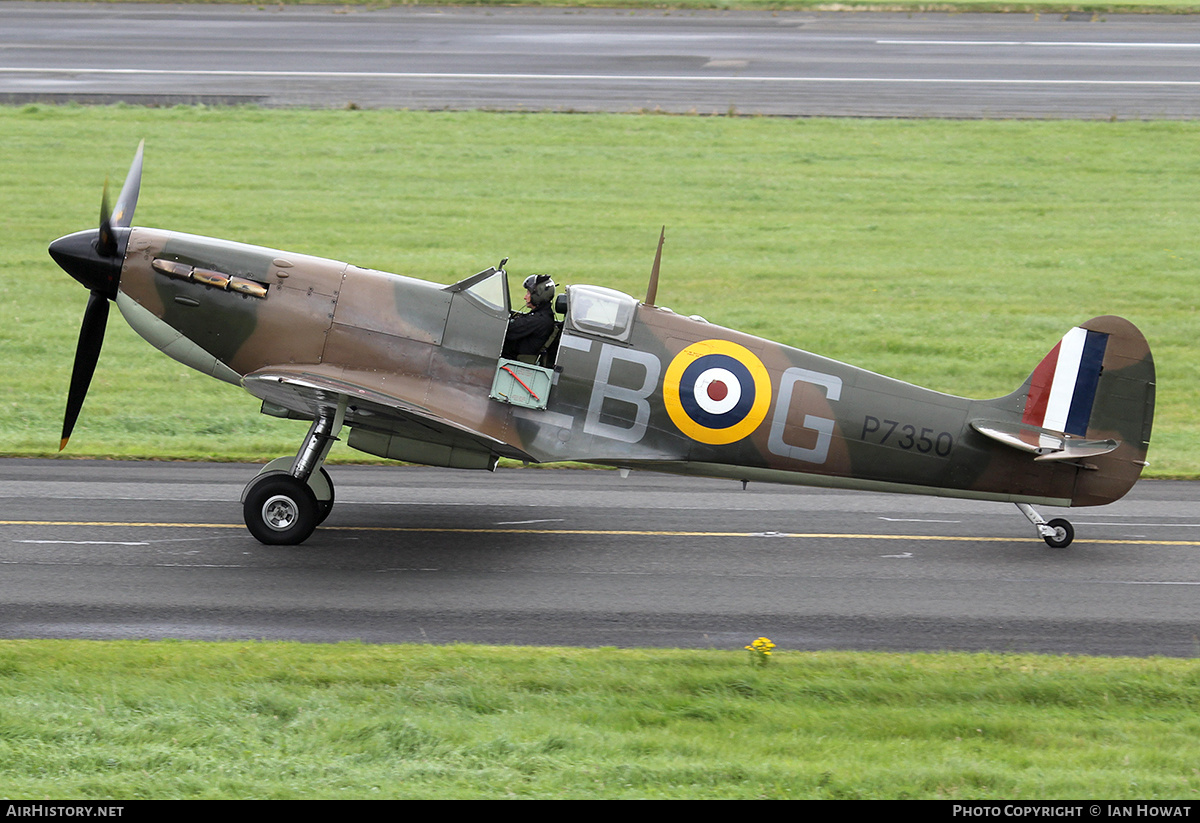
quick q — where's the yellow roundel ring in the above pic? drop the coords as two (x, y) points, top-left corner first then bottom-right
(664, 339), (772, 445)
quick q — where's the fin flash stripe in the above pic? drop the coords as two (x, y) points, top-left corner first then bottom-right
(1023, 326), (1108, 437)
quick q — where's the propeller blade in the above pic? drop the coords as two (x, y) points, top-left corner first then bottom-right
(60, 291), (110, 451)
(97, 178), (116, 259)
(96, 139), (143, 258)
(111, 139), (144, 229)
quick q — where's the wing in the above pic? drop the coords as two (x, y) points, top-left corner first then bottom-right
(242, 365), (537, 467)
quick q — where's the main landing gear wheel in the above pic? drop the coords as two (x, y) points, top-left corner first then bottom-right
(243, 473), (319, 546)
(248, 461), (335, 527)
(1042, 518), (1074, 549)
(242, 406), (344, 545)
(315, 466), (334, 525)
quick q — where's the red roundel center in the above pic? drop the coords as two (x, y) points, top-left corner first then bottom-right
(706, 380), (729, 402)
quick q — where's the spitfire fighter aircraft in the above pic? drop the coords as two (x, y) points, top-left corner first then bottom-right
(50, 144), (1155, 547)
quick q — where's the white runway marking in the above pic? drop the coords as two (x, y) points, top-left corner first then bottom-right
(495, 519), (565, 525)
(879, 518), (962, 523)
(880, 40), (1200, 49)
(17, 539), (149, 546)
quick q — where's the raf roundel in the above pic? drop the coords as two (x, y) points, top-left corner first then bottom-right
(664, 339), (773, 445)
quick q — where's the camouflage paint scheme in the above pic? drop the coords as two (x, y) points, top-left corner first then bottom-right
(115, 225), (1153, 501)
(51, 147), (1155, 546)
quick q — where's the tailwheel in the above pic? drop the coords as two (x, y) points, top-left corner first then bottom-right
(1042, 518), (1074, 549)
(243, 473), (319, 545)
(1016, 503), (1075, 549)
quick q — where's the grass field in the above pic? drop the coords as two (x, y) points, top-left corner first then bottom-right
(0, 640), (1196, 799)
(4, 105), (1197, 472)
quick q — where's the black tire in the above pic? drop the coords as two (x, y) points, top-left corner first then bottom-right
(243, 467), (333, 526)
(243, 474), (319, 545)
(315, 467), (335, 525)
(1043, 518), (1074, 549)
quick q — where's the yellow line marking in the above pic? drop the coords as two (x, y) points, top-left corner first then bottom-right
(2, 521), (1199, 546)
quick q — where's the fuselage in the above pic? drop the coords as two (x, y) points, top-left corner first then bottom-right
(112, 227), (1148, 508)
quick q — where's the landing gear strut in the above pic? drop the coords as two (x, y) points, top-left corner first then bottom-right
(242, 400), (345, 545)
(1016, 503), (1074, 549)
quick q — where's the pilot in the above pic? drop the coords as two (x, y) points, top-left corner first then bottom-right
(502, 274), (557, 361)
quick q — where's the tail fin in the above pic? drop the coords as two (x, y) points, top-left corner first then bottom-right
(973, 316), (1155, 506)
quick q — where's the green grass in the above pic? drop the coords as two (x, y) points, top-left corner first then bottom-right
(4, 106), (1199, 472)
(0, 640), (1196, 799)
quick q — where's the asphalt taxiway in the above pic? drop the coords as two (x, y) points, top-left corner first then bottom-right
(3, 459), (1197, 655)
(2, 4), (1199, 117)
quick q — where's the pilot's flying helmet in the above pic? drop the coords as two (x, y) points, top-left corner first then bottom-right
(523, 274), (556, 307)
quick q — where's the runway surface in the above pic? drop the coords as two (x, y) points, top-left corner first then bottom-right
(9, 6), (1198, 655)
(2, 459), (1198, 655)
(2, 4), (1199, 117)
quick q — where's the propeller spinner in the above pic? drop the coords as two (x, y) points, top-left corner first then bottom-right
(48, 140), (144, 450)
